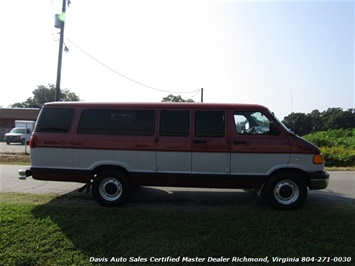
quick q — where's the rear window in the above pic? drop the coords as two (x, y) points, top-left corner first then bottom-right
(78, 109), (155, 136)
(35, 108), (75, 133)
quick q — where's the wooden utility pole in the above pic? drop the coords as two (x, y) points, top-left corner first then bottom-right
(55, 0), (67, 101)
(201, 88), (204, 103)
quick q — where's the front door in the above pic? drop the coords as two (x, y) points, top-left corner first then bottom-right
(230, 110), (290, 176)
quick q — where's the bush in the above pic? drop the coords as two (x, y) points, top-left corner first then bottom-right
(321, 147), (355, 167)
(303, 129), (355, 167)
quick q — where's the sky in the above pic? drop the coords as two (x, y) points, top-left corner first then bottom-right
(0, 0), (353, 119)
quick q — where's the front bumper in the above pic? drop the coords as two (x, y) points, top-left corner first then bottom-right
(308, 171), (329, 190)
(4, 137), (23, 143)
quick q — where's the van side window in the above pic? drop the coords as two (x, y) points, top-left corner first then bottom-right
(78, 109), (155, 136)
(160, 110), (190, 136)
(35, 108), (74, 133)
(195, 111), (225, 137)
(234, 111), (271, 135)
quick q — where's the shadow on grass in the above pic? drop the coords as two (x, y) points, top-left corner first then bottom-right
(30, 187), (355, 265)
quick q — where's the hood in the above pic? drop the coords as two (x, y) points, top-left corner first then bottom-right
(289, 134), (320, 154)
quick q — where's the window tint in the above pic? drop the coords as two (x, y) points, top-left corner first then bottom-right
(78, 109), (155, 136)
(160, 110), (189, 136)
(234, 111), (271, 135)
(195, 110), (225, 137)
(35, 108), (74, 133)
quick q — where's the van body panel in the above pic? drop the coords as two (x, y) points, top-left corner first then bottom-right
(231, 153), (290, 175)
(31, 167), (90, 183)
(128, 172), (266, 189)
(31, 148), (73, 169)
(156, 151), (191, 173)
(71, 149), (156, 173)
(288, 154), (323, 172)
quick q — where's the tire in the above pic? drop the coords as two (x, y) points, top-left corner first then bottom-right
(265, 172), (308, 210)
(92, 169), (131, 207)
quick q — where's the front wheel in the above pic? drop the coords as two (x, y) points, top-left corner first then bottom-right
(265, 172), (308, 210)
(92, 169), (131, 207)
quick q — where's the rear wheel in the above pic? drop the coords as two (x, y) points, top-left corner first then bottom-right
(92, 169), (131, 207)
(265, 172), (307, 210)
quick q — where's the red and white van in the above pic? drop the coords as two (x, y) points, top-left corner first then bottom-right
(19, 102), (329, 209)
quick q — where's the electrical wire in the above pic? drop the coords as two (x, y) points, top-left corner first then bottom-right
(66, 38), (201, 95)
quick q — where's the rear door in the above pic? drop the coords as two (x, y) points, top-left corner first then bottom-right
(156, 109), (192, 174)
(192, 110), (229, 174)
(230, 110), (290, 175)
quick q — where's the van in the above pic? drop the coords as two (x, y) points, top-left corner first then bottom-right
(19, 102), (329, 210)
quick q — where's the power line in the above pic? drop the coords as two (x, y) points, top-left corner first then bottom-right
(66, 39), (201, 95)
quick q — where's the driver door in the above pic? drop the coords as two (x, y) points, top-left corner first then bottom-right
(230, 110), (290, 175)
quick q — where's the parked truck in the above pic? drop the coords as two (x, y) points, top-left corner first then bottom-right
(4, 120), (35, 145)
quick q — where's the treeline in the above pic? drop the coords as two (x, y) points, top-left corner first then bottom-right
(282, 108), (355, 136)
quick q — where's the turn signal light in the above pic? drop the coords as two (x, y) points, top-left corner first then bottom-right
(29, 135), (37, 148)
(313, 154), (324, 164)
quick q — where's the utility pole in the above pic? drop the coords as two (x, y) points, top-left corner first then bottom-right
(55, 0), (67, 101)
(201, 88), (204, 103)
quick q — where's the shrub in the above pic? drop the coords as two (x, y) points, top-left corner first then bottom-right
(303, 129), (355, 167)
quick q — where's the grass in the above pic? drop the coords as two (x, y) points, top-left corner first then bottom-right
(0, 193), (354, 266)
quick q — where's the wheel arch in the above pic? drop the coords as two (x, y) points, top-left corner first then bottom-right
(92, 165), (131, 183)
(267, 168), (310, 188)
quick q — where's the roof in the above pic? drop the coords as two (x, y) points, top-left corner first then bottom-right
(42, 101), (268, 110)
(0, 108), (40, 120)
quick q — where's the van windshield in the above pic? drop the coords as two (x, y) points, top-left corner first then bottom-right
(269, 110), (293, 134)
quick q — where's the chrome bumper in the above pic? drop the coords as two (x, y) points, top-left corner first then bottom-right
(18, 169), (32, 180)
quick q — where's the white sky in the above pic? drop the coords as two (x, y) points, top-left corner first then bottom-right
(0, 0), (353, 119)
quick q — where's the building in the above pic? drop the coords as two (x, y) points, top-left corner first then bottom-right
(0, 108), (39, 141)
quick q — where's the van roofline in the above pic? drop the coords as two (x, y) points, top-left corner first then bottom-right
(42, 101), (269, 110)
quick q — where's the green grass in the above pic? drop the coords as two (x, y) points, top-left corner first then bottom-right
(0, 193), (354, 266)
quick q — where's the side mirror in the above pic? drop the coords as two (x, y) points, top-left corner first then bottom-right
(269, 122), (281, 135)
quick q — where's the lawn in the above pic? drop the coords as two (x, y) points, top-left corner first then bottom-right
(0, 193), (354, 266)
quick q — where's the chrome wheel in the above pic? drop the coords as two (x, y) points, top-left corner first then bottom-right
(273, 180), (299, 205)
(265, 172), (307, 210)
(92, 169), (130, 207)
(99, 177), (123, 202)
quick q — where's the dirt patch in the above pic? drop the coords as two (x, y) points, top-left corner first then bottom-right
(0, 153), (30, 164)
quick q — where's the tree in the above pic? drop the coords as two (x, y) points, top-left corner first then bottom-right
(161, 94), (194, 102)
(282, 112), (313, 136)
(10, 84), (81, 108)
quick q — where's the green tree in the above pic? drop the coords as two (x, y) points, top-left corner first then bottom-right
(11, 84), (81, 108)
(161, 94), (194, 102)
(282, 112), (314, 136)
(283, 108), (355, 135)
(321, 108), (355, 130)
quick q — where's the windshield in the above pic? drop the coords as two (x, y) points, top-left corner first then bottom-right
(268, 110), (293, 134)
(10, 128), (26, 134)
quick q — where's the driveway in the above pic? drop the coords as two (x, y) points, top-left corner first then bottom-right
(1, 164), (354, 208)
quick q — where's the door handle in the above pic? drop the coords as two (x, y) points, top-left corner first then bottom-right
(233, 140), (247, 145)
(194, 139), (207, 144)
